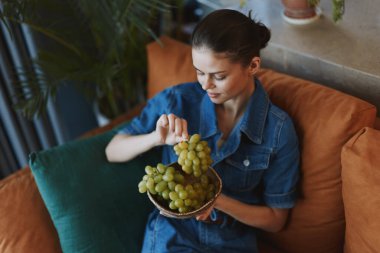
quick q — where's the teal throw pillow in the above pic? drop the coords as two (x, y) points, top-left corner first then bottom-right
(29, 128), (161, 253)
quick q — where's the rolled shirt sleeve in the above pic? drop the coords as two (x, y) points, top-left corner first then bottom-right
(262, 117), (300, 209)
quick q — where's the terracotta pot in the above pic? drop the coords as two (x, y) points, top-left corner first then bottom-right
(281, 0), (317, 19)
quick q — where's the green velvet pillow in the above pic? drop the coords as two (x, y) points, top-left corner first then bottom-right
(29, 128), (160, 253)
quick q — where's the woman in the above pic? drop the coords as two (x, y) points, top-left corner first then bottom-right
(106, 9), (299, 253)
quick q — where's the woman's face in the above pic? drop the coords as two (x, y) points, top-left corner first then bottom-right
(192, 48), (258, 105)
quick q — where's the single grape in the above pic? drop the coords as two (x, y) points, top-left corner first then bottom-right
(138, 181), (146, 188)
(173, 145), (181, 153)
(201, 165), (208, 172)
(154, 174), (163, 183)
(138, 185), (147, 193)
(168, 181), (176, 191)
(189, 134), (201, 143)
(146, 178), (155, 189)
(188, 143), (196, 151)
(193, 170), (201, 177)
(184, 199), (192, 207)
(162, 189), (170, 200)
(179, 150), (188, 160)
(174, 184), (184, 193)
(197, 151), (207, 160)
(145, 166), (154, 175)
(178, 157), (185, 166)
(157, 163), (166, 174)
(169, 191), (179, 201)
(148, 187), (157, 195)
(174, 198), (184, 208)
(185, 184), (193, 191)
(178, 190), (188, 200)
(187, 151), (196, 160)
(163, 173), (174, 182)
(184, 159), (192, 167)
(195, 143), (204, 151)
(155, 181), (168, 193)
(169, 201), (177, 210)
(178, 142), (188, 149)
(166, 166), (175, 174)
(174, 173), (185, 184)
(182, 165), (192, 175)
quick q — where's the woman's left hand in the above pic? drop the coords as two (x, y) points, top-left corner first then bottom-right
(195, 204), (214, 221)
(195, 194), (224, 221)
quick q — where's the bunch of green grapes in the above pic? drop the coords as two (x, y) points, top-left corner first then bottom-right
(138, 163), (217, 213)
(173, 134), (213, 177)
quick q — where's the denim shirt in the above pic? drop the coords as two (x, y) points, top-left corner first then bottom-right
(119, 79), (300, 209)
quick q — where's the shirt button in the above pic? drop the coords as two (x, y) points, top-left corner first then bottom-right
(243, 159), (250, 167)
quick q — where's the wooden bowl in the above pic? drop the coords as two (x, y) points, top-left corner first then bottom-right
(147, 162), (222, 219)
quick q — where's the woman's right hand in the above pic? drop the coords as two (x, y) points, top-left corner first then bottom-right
(155, 114), (189, 145)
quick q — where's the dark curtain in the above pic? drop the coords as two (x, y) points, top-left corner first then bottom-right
(0, 22), (68, 179)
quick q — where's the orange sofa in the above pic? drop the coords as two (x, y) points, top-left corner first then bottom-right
(1, 36), (380, 253)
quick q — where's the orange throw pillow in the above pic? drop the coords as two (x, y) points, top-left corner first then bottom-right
(342, 127), (380, 253)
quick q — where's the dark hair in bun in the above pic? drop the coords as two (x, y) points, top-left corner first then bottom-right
(191, 9), (271, 66)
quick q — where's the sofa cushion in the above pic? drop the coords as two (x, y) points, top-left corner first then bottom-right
(29, 128), (160, 253)
(146, 35), (197, 98)
(341, 127), (380, 253)
(146, 36), (377, 253)
(0, 168), (61, 253)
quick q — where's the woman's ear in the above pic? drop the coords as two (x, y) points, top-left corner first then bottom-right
(248, 57), (261, 76)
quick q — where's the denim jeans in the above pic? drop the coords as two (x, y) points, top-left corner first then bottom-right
(141, 209), (258, 253)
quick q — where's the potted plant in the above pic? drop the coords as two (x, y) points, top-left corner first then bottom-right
(281, 0), (344, 24)
(0, 0), (173, 120)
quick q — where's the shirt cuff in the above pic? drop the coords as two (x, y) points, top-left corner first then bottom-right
(264, 188), (297, 208)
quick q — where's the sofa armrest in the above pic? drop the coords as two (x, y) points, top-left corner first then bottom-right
(0, 167), (62, 253)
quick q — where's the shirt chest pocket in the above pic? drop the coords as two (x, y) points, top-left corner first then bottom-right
(222, 150), (271, 192)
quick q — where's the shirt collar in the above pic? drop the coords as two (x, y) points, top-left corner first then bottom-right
(199, 79), (269, 143)
(240, 79), (269, 144)
(199, 90), (219, 138)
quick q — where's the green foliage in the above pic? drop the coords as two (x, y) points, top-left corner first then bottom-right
(0, 0), (172, 119)
(308, 0), (344, 22)
(332, 0), (344, 22)
(308, 0), (320, 6)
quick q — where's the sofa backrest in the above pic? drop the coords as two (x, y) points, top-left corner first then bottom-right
(146, 36), (377, 253)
